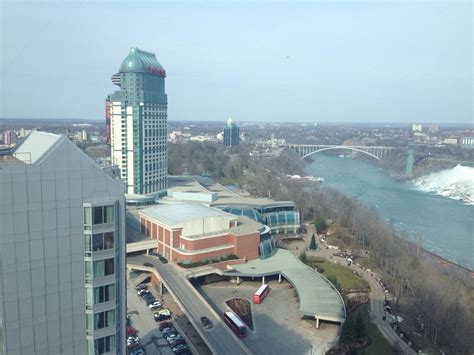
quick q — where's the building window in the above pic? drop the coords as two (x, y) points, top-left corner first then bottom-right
(92, 205), (115, 225)
(85, 261), (93, 280)
(86, 287), (94, 306)
(84, 207), (91, 225)
(94, 310), (115, 329)
(84, 234), (92, 255)
(95, 335), (115, 354)
(94, 284), (116, 304)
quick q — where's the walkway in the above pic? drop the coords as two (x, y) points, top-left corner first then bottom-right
(224, 249), (346, 323)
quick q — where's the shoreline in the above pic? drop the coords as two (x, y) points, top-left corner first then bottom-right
(301, 156), (473, 279)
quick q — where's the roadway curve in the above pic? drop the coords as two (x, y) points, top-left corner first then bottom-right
(127, 255), (250, 355)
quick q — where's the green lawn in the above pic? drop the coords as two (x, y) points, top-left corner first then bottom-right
(355, 305), (397, 355)
(307, 256), (368, 290)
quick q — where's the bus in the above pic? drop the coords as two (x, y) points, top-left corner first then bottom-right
(223, 311), (247, 338)
(253, 284), (269, 304)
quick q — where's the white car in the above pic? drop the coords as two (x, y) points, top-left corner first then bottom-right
(148, 301), (162, 309)
(166, 333), (182, 343)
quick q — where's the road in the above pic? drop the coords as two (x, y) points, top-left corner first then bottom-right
(127, 255), (250, 355)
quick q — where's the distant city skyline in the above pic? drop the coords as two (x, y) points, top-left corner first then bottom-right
(1, 1), (472, 124)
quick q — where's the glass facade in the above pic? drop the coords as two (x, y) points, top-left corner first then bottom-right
(109, 47), (168, 196)
(83, 203), (119, 355)
(223, 119), (240, 147)
(264, 211), (300, 234)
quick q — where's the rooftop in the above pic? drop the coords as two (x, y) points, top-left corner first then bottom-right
(119, 47), (165, 75)
(139, 204), (235, 229)
(224, 249), (346, 323)
(11, 131), (62, 164)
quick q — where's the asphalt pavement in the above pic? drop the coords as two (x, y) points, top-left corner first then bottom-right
(127, 255), (250, 355)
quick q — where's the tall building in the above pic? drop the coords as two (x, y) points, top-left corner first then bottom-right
(223, 118), (240, 147)
(412, 124), (423, 132)
(2, 130), (18, 146)
(0, 131), (126, 355)
(107, 47), (168, 196)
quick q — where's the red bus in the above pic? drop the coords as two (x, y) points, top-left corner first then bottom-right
(223, 311), (247, 338)
(253, 284), (269, 304)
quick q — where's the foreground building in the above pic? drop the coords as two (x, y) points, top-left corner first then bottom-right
(138, 204), (273, 263)
(0, 132), (126, 354)
(107, 47), (168, 197)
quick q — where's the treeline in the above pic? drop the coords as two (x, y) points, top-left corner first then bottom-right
(262, 181), (474, 354)
(169, 142), (473, 353)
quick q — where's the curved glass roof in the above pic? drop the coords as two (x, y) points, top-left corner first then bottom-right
(218, 206), (262, 222)
(119, 47), (165, 74)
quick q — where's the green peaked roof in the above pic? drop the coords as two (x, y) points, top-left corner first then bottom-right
(119, 47), (165, 75)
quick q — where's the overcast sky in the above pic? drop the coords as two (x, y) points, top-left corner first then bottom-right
(1, 1), (472, 123)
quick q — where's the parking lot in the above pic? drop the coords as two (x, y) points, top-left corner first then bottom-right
(127, 277), (199, 355)
(198, 279), (340, 355)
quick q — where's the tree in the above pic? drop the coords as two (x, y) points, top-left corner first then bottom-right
(299, 251), (308, 265)
(340, 317), (356, 344)
(309, 234), (317, 250)
(355, 313), (366, 338)
(315, 215), (328, 232)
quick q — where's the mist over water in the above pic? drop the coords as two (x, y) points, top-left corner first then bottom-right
(306, 154), (474, 269)
(413, 165), (474, 205)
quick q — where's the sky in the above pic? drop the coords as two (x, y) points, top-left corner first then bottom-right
(0, 1), (472, 123)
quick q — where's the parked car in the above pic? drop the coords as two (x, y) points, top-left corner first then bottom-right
(159, 256), (168, 264)
(200, 316), (213, 329)
(130, 349), (145, 355)
(159, 321), (172, 331)
(171, 344), (188, 353)
(135, 284), (148, 291)
(138, 289), (149, 296)
(156, 308), (170, 316)
(160, 326), (175, 335)
(145, 298), (156, 306)
(154, 313), (171, 322)
(150, 251), (160, 257)
(127, 326), (138, 336)
(169, 338), (185, 348)
(127, 336), (140, 349)
(143, 262), (154, 267)
(148, 301), (162, 309)
(166, 333), (182, 344)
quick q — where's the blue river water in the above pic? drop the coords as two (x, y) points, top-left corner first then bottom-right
(305, 154), (474, 270)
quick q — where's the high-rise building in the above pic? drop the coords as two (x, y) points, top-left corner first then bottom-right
(0, 131), (126, 354)
(223, 118), (240, 147)
(2, 130), (18, 146)
(412, 124), (423, 132)
(107, 47), (168, 196)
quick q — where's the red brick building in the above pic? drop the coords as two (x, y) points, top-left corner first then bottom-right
(139, 204), (262, 263)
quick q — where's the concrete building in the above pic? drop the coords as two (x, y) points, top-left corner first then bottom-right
(223, 118), (240, 147)
(2, 130), (18, 146)
(461, 137), (474, 149)
(107, 47), (168, 197)
(138, 204), (267, 264)
(412, 124), (423, 132)
(0, 131), (126, 354)
(164, 178), (300, 236)
(443, 138), (458, 145)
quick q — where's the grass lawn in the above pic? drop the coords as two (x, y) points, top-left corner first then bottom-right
(355, 305), (397, 355)
(307, 256), (368, 290)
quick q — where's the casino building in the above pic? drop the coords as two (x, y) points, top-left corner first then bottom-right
(106, 48), (168, 198)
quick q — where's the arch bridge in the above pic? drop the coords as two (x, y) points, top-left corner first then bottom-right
(287, 144), (396, 160)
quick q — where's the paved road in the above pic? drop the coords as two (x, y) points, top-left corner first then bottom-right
(128, 255), (250, 355)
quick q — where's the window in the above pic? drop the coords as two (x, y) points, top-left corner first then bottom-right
(86, 288), (94, 306)
(95, 335), (115, 354)
(84, 207), (91, 225)
(93, 207), (103, 224)
(94, 310), (115, 330)
(104, 232), (114, 249)
(92, 234), (104, 251)
(92, 205), (115, 225)
(93, 284), (115, 304)
(84, 234), (92, 254)
(104, 259), (114, 276)
(85, 261), (93, 279)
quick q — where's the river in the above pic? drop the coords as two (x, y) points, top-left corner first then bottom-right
(305, 154), (474, 270)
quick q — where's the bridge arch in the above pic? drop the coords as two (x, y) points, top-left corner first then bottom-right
(301, 146), (381, 160)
